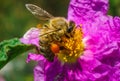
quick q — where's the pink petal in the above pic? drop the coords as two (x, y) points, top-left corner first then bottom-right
(67, 0), (109, 24)
(26, 53), (45, 63)
(20, 27), (40, 47)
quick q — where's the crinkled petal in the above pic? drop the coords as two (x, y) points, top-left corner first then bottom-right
(113, 16), (120, 28)
(26, 0), (120, 81)
(81, 15), (120, 80)
(26, 53), (45, 63)
(34, 58), (63, 81)
(20, 27), (40, 47)
(34, 61), (45, 81)
(33, 16), (120, 81)
(68, 0), (109, 24)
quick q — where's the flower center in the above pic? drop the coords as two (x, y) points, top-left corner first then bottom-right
(57, 26), (84, 63)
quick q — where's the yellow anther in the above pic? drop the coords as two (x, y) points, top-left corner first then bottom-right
(75, 54), (78, 57)
(69, 53), (72, 56)
(57, 26), (84, 63)
(65, 59), (67, 62)
(74, 50), (76, 52)
(63, 57), (66, 60)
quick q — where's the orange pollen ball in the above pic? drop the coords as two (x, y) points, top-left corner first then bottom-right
(51, 43), (60, 54)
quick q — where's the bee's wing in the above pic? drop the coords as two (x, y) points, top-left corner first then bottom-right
(25, 4), (54, 20)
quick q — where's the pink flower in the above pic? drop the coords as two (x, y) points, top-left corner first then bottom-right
(21, 0), (120, 81)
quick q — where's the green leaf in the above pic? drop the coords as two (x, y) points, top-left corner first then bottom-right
(0, 38), (35, 69)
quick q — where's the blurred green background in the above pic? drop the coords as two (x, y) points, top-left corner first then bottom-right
(0, 0), (120, 81)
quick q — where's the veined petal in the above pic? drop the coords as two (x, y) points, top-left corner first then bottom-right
(113, 16), (120, 31)
(68, 0), (109, 24)
(34, 61), (45, 81)
(34, 58), (63, 81)
(22, 1), (120, 81)
(26, 53), (45, 63)
(20, 27), (40, 47)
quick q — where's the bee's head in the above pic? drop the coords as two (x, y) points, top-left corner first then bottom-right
(67, 21), (75, 33)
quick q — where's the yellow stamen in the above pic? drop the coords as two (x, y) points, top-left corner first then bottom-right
(57, 25), (84, 63)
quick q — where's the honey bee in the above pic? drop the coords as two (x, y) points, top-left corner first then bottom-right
(26, 4), (76, 61)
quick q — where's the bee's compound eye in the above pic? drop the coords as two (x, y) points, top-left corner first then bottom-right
(67, 20), (75, 33)
(67, 26), (73, 33)
(50, 43), (60, 54)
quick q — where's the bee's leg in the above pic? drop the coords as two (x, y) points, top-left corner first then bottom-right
(43, 24), (49, 28)
(39, 45), (47, 54)
(52, 33), (61, 41)
(47, 34), (53, 42)
(55, 35), (61, 41)
(65, 33), (71, 38)
(46, 52), (54, 62)
(39, 40), (48, 53)
(44, 47), (55, 62)
(59, 46), (65, 50)
(39, 39), (55, 61)
(65, 29), (75, 38)
(35, 46), (41, 54)
(70, 30), (75, 37)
